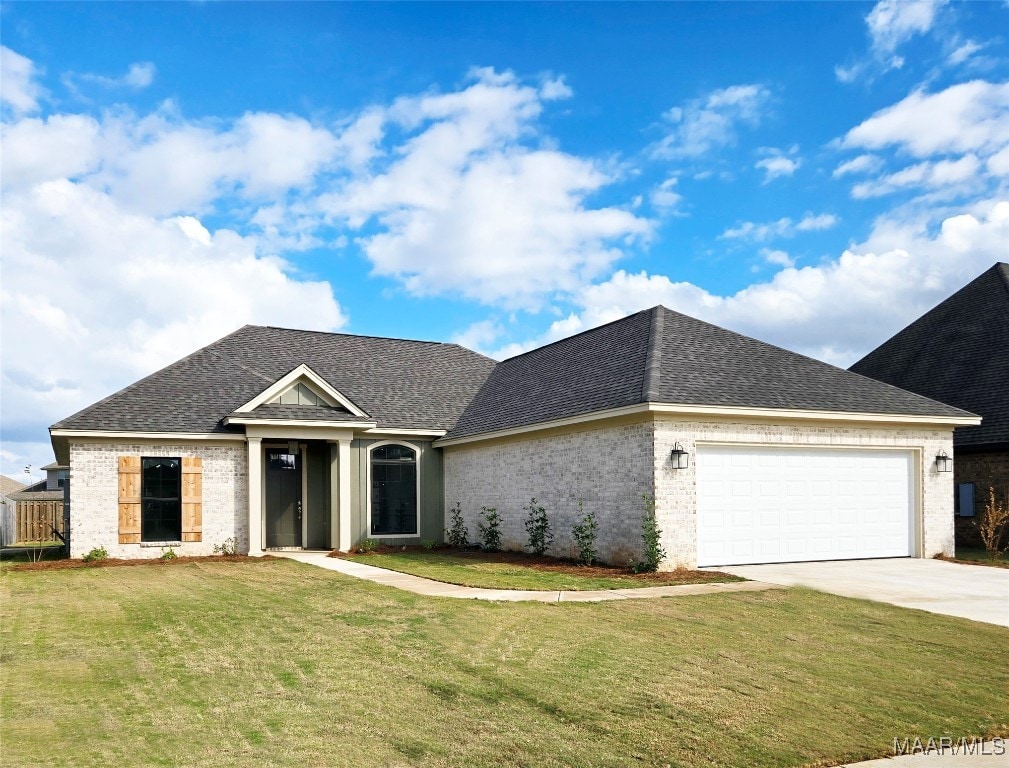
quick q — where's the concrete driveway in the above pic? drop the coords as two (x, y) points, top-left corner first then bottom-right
(719, 558), (1009, 627)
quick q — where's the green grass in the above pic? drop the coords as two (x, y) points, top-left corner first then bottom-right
(344, 550), (741, 590)
(951, 546), (1009, 568)
(2, 559), (1007, 768)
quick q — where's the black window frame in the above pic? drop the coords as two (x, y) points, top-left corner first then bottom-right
(370, 444), (418, 537)
(141, 457), (182, 542)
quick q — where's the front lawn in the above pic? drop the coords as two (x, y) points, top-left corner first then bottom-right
(2, 559), (1007, 768)
(342, 548), (741, 590)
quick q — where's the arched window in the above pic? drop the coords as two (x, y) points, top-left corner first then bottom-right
(370, 443), (418, 536)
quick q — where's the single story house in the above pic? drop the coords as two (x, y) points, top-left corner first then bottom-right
(51, 306), (979, 568)
(850, 263), (1008, 546)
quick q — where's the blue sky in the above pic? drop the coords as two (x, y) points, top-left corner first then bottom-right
(2, 1), (1008, 479)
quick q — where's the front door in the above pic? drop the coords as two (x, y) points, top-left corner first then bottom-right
(265, 450), (302, 548)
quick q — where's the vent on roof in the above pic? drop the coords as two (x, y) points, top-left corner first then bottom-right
(270, 382), (333, 407)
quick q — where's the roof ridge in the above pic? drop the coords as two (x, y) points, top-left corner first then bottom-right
(996, 262), (1009, 296)
(253, 324), (452, 346)
(642, 307), (664, 401)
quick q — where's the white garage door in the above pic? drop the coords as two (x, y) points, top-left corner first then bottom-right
(696, 445), (914, 567)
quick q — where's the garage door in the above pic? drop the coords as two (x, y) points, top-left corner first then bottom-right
(696, 446), (914, 567)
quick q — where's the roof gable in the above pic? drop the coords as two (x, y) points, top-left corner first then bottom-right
(850, 263), (1009, 449)
(234, 363), (369, 417)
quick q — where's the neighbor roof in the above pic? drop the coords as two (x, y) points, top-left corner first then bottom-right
(52, 326), (497, 434)
(445, 305), (974, 439)
(850, 263), (1009, 450)
(1, 475), (26, 498)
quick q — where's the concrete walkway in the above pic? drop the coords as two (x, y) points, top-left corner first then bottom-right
(840, 750), (1006, 767)
(274, 550), (779, 602)
(720, 558), (1009, 627)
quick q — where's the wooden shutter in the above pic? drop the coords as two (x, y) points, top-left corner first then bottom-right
(181, 457), (202, 542)
(118, 456), (142, 544)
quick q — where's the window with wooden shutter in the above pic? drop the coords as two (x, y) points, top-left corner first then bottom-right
(118, 456), (142, 544)
(181, 457), (203, 542)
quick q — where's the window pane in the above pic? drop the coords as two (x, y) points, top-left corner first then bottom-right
(371, 447), (417, 535)
(141, 457), (181, 542)
(268, 453), (298, 471)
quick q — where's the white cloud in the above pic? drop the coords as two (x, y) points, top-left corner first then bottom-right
(833, 154), (884, 178)
(841, 80), (1009, 158)
(755, 146), (801, 183)
(761, 248), (795, 268)
(317, 68), (650, 310)
(652, 84), (771, 159)
(866, 0), (947, 57)
(0, 179), (346, 453)
(650, 176), (683, 213)
(721, 212), (839, 242)
(536, 199), (1009, 367)
(1, 47), (45, 115)
(947, 39), (984, 66)
(76, 61), (157, 90)
(850, 154), (982, 198)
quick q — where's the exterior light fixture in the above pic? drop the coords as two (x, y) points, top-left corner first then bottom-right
(935, 451), (953, 473)
(670, 442), (689, 469)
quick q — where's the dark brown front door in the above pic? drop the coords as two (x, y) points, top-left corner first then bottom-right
(265, 450), (301, 548)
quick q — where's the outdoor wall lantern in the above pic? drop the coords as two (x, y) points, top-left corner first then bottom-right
(935, 450), (953, 473)
(670, 442), (690, 469)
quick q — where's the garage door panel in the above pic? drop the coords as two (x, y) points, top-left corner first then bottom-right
(696, 446), (913, 566)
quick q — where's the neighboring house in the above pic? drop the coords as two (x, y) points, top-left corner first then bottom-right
(8, 465), (68, 544)
(0, 475), (27, 547)
(850, 262), (1009, 546)
(50, 306), (978, 568)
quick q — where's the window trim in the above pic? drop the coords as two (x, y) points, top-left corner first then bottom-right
(140, 456), (182, 543)
(366, 440), (421, 539)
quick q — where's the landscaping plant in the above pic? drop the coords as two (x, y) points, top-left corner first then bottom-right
(82, 546), (108, 563)
(445, 502), (469, 548)
(570, 500), (599, 565)
(477, 506), (502, 552)
(213, 537), (238, 555)
(631, 494), (666, 573)
(975, 486), (1009, 562)
(523, 497), (553, 556)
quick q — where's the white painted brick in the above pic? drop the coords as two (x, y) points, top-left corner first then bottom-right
(69, 442), (248, 559)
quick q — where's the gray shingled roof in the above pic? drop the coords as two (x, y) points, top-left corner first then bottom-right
(53, 326), (497, 433)
(445, 306), (974, 439)
(850, 263), (1009, 450)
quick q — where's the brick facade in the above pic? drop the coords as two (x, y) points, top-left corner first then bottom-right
(952, 449), (1009, 547)
(444, 417), (956, 570)
(443, 420), (654, 565)
(69, 441), (248, 559)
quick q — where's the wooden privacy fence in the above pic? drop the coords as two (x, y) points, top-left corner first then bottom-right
(15, 499), (64, 544)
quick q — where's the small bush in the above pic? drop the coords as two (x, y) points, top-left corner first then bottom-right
(630, 494), (666, 573)
(421, 539), (438, 550)
(523, 498), (553, 556)
(477, 507), (502, 552)
(571, 501), (599, 566)
(160, 547), (177, 561)
(356, 538), (379, 554)
(213, 537), (238, 555)
(975, 486), (1009, 562)
(82, 546), (108, 563)
(445, 502), (469, 548)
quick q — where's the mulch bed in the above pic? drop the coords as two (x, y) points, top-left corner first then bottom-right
(6, 554), (276, 572)
(333, 545), (724, 583)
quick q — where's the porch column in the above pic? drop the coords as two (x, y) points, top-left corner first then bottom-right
(338, 438), (352, 551)
(247, 437), (263, 556)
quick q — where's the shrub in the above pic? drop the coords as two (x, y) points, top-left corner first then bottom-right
(570, 500), (599, 566)
(160, 547), (177, 561)
(630, 494), (666, 573)
(421, 539), (438, 550)
(82, 546), (108, 563)
(356, 538), (379, 554)
(213, 537), (238, 555)
(445, 502), (470, 548)
(975, 486), (1009, 562)
(523, 498), (553, 556)
(477, 507), (502, 552)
